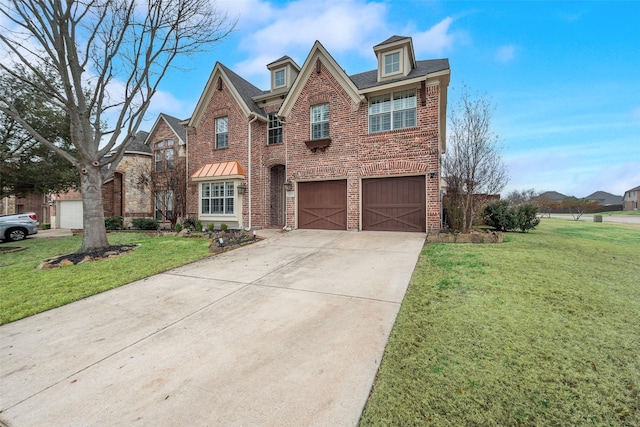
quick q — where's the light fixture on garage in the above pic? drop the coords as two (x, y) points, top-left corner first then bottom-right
(429, 172), (437, 179)
(237, 183), (247, 195)
(284, 179), (292, 191)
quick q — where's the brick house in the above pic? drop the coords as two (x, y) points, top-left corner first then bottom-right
(185, 35), (450, 232)
(622, 185), (640, 211)
(50, 131), (153, 229)
(144, 113), (188, 225)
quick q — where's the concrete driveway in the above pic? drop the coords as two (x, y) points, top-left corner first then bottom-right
(0, 229), (425, 427)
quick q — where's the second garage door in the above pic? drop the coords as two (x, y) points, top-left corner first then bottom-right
(362, 176), (426, 232)
(58, 200), (84, 229)
(298, 180), (347, 230)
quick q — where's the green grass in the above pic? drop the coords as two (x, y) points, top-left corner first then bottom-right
(360, 219), (640, 426)
(0, 232), (212, 324)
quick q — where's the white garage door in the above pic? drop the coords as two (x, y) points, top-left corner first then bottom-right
(58, 200), (84, 229)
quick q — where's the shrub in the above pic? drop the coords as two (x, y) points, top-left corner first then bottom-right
(104, 216), (123, 230)
(484, 201), (539, 233)
(195, 220), (203, 232)
(515, 203), (540, 232)
(207, 223), (215, 232)
(40, 223), (51, 230)
(175, 223), (182, 233)
(131, 218), (158, 230)
(484, 200), (516, 232)
(220, 223), (228, 232)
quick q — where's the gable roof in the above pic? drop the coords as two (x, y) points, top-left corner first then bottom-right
(375, 35), (411, 47)
(584, 191), (622, 205)
(624, 185), (640, 194)
(188, 62), (266, 128)
(538, 191), (569, 200)
(144, 113), (187, 146)
(278, 40), (364, 118)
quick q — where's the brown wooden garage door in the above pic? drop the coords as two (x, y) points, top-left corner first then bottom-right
(298, 180), (347, 230)
(363, 176), (426, 232)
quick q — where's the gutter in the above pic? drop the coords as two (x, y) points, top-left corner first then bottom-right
(246, 113), (260, 230)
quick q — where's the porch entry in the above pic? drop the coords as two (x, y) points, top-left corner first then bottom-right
(269, 165), (286, 227)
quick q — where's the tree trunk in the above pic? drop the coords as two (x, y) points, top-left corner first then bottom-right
(79, 163), (109, 253)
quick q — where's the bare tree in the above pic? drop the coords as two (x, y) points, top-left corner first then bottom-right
(0, 0), (234, 252)
(506, 188), (538, 206)
(151, 157), (187, 228)
(442, 84), (508, 232)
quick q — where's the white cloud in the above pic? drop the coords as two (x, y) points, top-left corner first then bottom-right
(495, 44), (515, 63)
(412, 17), (457, 56)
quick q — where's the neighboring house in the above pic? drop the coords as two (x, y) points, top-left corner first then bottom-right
(1, 193), (50, 223)
(186, 36), (450, 232)
(144, 113), (188, 225)
(622, 185), (640, 211)
(101, 130), (154, 227)
(52, 130), (156, 229)
(583, 190), (622, 211)
(537, 191), (569, 202)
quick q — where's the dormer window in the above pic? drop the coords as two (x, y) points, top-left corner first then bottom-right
(384, 52), (400, 75)
(274, 69), (285, 88)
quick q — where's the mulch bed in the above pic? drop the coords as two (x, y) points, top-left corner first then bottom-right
(38, 244), (139, 269)
(0, 246), (27, 254)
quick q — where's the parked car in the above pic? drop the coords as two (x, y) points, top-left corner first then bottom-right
(0, 212), (39, 242)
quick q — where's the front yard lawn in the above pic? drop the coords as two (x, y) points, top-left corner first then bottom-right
(0, 232), (212, 325)
(360, 219), (640, 426)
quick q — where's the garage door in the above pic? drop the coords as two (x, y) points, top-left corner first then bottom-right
(59, 200), (84, 229)
(298, 180), (347, 230)
(362, 176), (426, 232)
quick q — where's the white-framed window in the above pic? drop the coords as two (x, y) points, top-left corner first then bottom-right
(154, 140), (174, 172)
(383, 51), (401, 76)
(154, 189), (173, 221)
(311, 103), (329, 140)
(215, 117), (228, 148)
(201, 182), (234, 215)
(368, 89), (417, 133)
(274, 68), (285, 88)
(268, 113), (282, 145)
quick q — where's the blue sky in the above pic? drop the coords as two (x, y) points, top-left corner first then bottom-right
(146, 0), (640, 198)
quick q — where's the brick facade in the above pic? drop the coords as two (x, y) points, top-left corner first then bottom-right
(184, 36), (449, 232)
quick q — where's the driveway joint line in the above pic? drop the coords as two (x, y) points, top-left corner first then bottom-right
(248, 282), (403, 305)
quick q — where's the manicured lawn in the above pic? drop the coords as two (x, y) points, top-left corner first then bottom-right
(0, 232), (212, 325)
(360, 219), (640, 426)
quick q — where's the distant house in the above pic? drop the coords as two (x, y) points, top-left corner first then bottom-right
(537, 191), (569, 201)
(583, 191), (622, 211)
(622, 185), (640, 211)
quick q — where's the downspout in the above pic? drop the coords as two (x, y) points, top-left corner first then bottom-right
(247, 113), (259, 230)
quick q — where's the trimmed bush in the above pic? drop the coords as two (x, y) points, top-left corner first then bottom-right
(515, 203), (540, 232)
(484, 201), (539, 233)
(40, 223), (51, 230)
(175, 223), (182, 233)
(195, 220), (202, 232)
(220, 223), (228, 232)
(104, 216), (123, 230)
(484, 200), (516, 232)
(131, 218), (158, 230)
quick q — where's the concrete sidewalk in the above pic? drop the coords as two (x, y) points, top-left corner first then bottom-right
(0, 229), (426, 426)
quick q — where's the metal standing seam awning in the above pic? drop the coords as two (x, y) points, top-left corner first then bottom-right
(191, 161), (246, 181)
